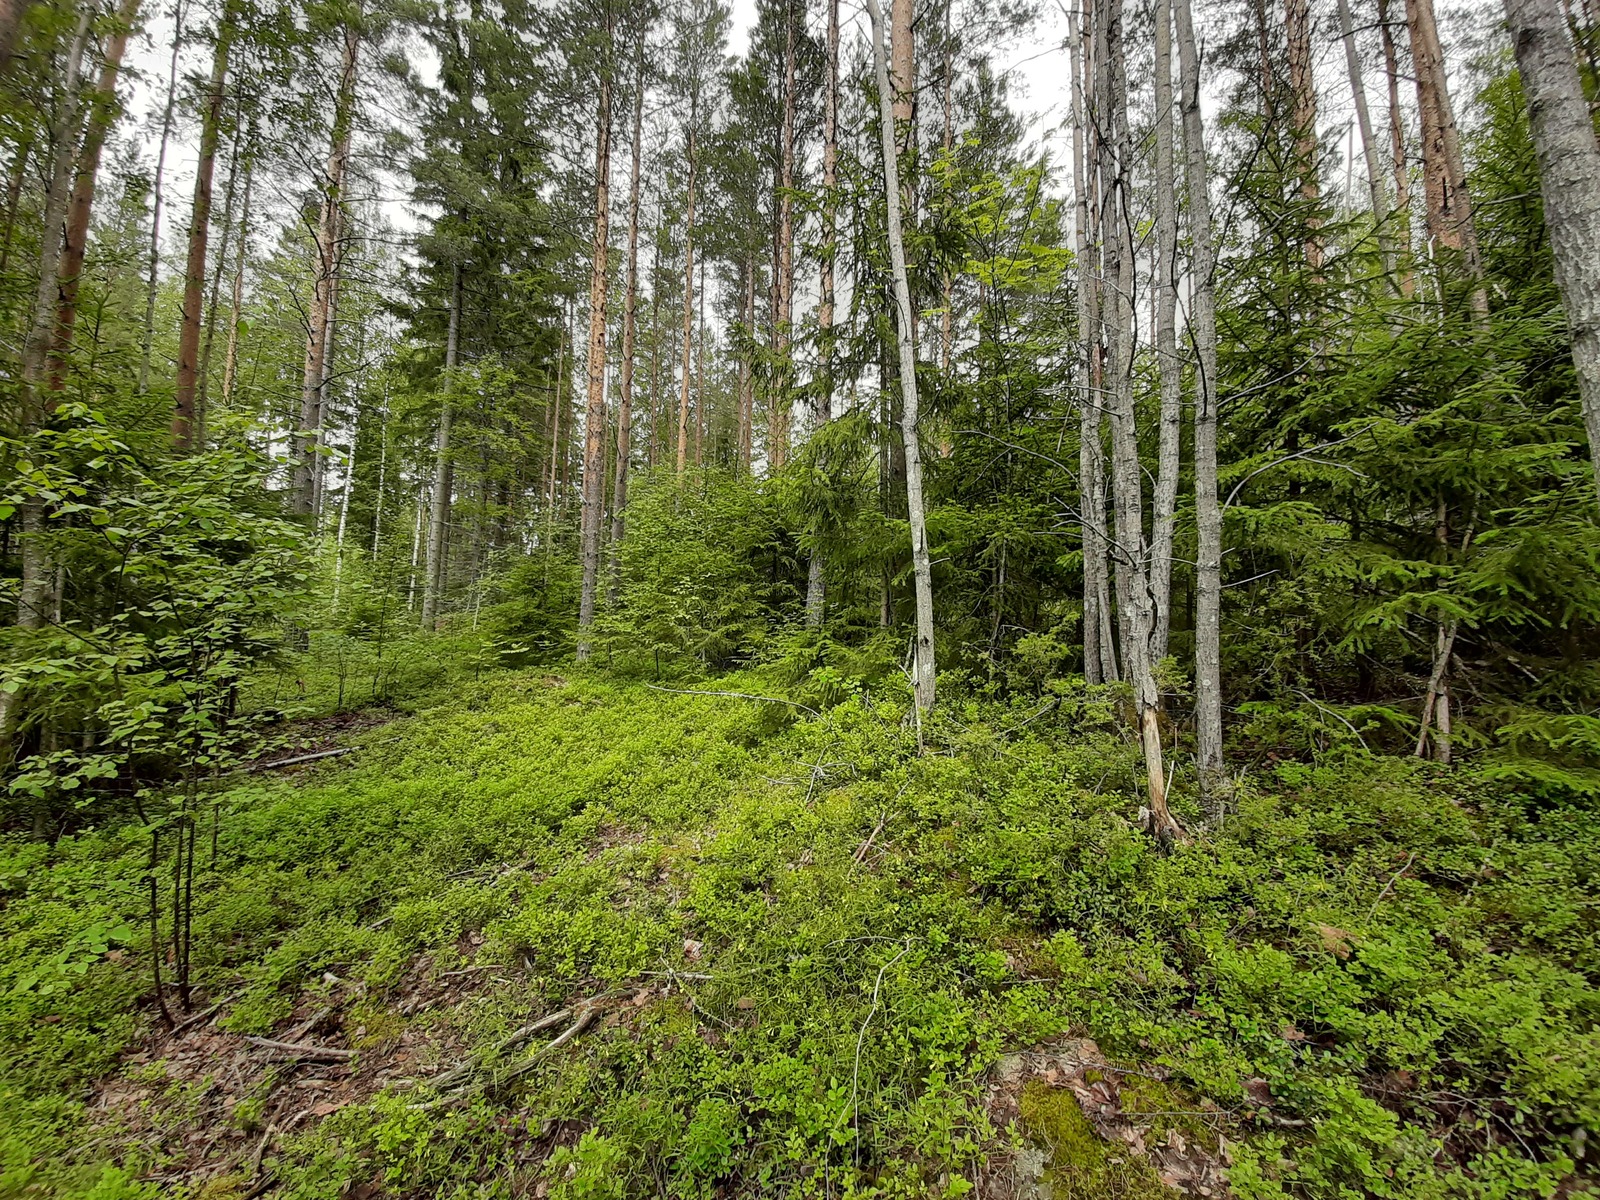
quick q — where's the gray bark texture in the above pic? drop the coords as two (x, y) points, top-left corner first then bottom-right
(1176, 0), (1227, 809)
(868, 0), (937, 717)
(1336, 0), (1396, 276)
(420, 266), (462, 629)
(17, 5), (93, 630)
(1150, 0), (1182, 662)
(1504, 0), (1600, 506)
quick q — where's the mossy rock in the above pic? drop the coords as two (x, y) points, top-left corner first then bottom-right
(1018, 1079), (1178, 1200)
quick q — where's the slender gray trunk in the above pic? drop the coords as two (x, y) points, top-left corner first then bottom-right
(1150, 0), (1182, 662)
(139, 0), (183, 395)
(1505, 0), (1600, 506)
(421, 265), (462, 629)
(220, 135), (254, 410)
(1337, 0), (1396, 275)
(1176, 0), (1226, 808)
(807, 0), (841, 630)
(17, 5), (93, 630)
(1095, 0), (1177, 839)
(1069, 0), (1113, 684)
(868, 0), (936, 716)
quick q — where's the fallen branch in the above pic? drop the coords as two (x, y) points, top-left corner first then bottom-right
(167, 990), (241, 1038)
(410, 1003), (601, 1111)
(243, 1036), (354, 1062)
(247, 747), (355, 773)
(421, 1005), (577, 1093)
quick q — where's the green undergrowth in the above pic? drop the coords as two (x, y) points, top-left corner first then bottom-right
(2, 670), (1598, 1197)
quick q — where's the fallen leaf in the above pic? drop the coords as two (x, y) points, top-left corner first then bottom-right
(311, 1100), (343, 1117)
(1316, 924), (1352, 959)
(1243, 1076), (1273, 1107)
(683, 939), (703, 962)
(734, 996), (755, 1011)
(1281, 1024), (1306, 1041)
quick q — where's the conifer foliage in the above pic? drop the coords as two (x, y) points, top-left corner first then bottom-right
(0, 0), (1598, 1188)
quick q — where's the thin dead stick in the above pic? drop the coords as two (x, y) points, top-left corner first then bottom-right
(411, 1005), (601, 1111)
(852, 813), (888, 865)
(421, 1004), (576, 1092)
(851, 943), (912, 1166)
(1368, 850), (1417, 920)
(168, 990), (240, 1037)
(246, 747), (355, 772)
(243, 1036), (354, 1061)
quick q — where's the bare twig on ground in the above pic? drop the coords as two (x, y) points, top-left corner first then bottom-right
(242, 1036), (354, 1062)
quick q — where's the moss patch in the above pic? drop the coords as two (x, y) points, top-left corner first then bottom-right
(1019, 1079), (1178, 1199)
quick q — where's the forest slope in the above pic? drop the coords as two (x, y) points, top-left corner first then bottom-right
(2, 673), (1597, 1199)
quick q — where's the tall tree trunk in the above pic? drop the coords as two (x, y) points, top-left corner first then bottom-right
(675, 98), (698, 474)
(1506, 0), (1600, 506)
(737, 261), (754, 471)
(609, 43), (645, 597)
(0, 144), (30, 282)
(220, 133), (254, 410)
(16, 3), (93, 630)
(1285, 0), (1324, 268)
(47, 0), (141, 394)
(1176, 0), (1226, 811)
(1404, 0), (1487, 312)
(694, 257), (705, 467)
(1097, 0), (1177, 840)
(172, 6), (234, 453)
(0, 0), (37, 74)
(806, 0), (840, 629)
(577, 29), (613, 663)
(139, 0), (183, 395)
(421, 265), (462, 629)
(1377, 0), (1416, 293)
(868, 0), (936, 717)
(1070, 0), (1106, 685)
(1150, 0), (1182, 663)
(770, 0), (798, 470)
(938, 0), (954, 381)
(1337, 0), (1397, 275)
(196, 110), (243, 436)
(291, 24), (360, 511)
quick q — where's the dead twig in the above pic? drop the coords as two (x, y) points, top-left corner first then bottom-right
(1367, 850), (1418, 920)
(243, 1036), (354, 1062)
(852, 813), (888, 866)
(167, 990), (240, 1038)
(246, 747), (355, 772)
(410, 1003), (601, 1111)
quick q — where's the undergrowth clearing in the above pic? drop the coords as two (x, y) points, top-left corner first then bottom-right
(2, 671), (1596, 1198)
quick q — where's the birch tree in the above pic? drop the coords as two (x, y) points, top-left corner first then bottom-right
(1149, 0), (1181, 661)
(866, 0), (935, 716)
(1070, 0), (1117, 685)
(805, 0), (840, 628)
(1093, 0), (1180, 840)
(1504, 0), (1600, 507)
(1176, 0), (1226, 808)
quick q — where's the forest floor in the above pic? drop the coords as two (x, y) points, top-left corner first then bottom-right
(2, 669), (1597, 1199)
